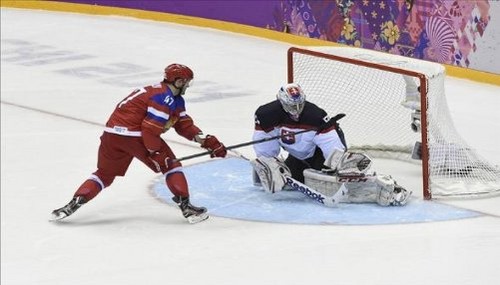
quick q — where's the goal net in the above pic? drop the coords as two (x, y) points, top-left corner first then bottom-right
(288, 46), (500, 199)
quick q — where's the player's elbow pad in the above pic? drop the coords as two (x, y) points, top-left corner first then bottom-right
(175, 116), (202, 141)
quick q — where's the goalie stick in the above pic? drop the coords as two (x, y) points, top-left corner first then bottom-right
(284, 176), (349, 207)
(175, 113), (346, 162)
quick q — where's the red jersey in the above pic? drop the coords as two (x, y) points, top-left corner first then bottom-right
(105, 82), (201, 151)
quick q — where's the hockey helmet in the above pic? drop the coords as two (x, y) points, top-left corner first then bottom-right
(277, 83), (306, 120)
(164, 63), (194, 84)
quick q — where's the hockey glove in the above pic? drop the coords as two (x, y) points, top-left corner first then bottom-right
(149, 151), (172, 173)
(201, 135), (227, 158)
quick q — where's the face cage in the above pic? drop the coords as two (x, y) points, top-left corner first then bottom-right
(281, 101), (305, 117)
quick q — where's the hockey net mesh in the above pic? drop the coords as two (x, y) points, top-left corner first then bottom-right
(288, 47), (500, 199)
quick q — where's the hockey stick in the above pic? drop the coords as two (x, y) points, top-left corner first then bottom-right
(175, 113), (346, 162)
(175, 128), (316, 162)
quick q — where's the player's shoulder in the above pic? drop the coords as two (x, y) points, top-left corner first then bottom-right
(256, 100), (282, 113)
(143, 82), (179, 106)
(255, 100), (285, 120)
(303, 101), (327, 113)
(255, 100), (287, 130)
(144, 82), (167, 94)
(300, 101), (328, 124)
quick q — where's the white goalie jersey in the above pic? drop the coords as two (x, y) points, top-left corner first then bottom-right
(252, 149), (412, 207)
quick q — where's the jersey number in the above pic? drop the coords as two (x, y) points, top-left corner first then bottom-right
(117, 87), (146, 108)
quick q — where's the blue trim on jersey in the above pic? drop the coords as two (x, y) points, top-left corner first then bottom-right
(146, 112), (168, 125)
(146, 89), (187, 126)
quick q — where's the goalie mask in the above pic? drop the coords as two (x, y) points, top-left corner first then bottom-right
(277, 83), (306, 121)
(164, 63), (194, 95)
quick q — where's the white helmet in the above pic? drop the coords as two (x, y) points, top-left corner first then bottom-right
(277, 83), (306, 120)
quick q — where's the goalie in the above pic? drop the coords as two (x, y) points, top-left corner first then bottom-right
(252, 83), (347, 184)
(251, 83), (411, 207)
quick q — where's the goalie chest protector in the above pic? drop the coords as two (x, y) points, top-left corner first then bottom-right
(255, 100), (331, 132)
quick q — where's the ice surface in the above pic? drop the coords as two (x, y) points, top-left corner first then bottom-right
(1, 8), (500, 285)
(153, 157), (481, 225)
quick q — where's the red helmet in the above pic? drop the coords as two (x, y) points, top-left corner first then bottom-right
(164, 64), (194, 83)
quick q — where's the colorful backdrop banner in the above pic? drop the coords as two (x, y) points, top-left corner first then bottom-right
(52, 0), (500, 74)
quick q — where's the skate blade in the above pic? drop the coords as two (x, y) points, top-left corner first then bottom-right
(49, 212), (68, 222)
(186, 213), (209, 224)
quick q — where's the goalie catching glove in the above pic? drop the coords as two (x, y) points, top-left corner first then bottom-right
(200, 135), (227, 158)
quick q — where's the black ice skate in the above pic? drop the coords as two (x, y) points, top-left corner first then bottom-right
(172, 196), (209, 224)
(49, 196), (87, 221)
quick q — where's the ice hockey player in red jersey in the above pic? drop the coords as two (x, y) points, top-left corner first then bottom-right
(50, 64), (227, 224)
(252, 82), (346, 183)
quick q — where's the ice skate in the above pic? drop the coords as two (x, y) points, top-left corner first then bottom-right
(172, 196), (209, 224)
(391, 185), (412, 206)
(49, 196), (86, 221)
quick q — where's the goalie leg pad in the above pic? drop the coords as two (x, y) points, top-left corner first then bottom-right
(303, 168), (344, 197)
(374, 175), (396, 206)
(342, 174), (412, 206)
(252, 169), (262, 187)
(251, 157), (291, 193)
(304, 169), (412, 206)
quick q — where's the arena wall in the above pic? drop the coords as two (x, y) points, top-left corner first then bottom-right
(2, 0), (499, 85)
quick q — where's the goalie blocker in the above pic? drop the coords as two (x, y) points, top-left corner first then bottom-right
(251, 150), (411, 207)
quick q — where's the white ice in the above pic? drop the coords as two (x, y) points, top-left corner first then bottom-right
(1, 8), (500, 285)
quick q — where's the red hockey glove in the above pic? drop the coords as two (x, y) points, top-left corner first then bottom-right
(201, 135), (227, 158)
(149, 151), (172, 173)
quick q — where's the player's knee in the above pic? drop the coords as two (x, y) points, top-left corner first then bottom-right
(161, 159), (182, 174)
(169, 159), (182, 169)
(93, 170), (116, 188)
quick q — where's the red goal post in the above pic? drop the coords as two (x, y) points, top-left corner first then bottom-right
(287, 46), (500, 200)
